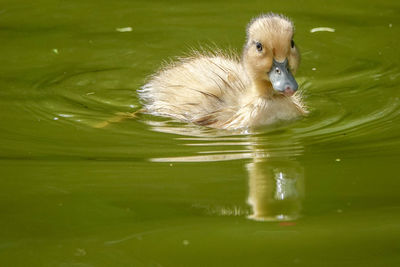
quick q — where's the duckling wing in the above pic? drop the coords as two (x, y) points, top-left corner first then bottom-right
(139, 55), (250, 126)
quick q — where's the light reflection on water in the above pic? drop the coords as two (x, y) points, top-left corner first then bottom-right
(247, 158), (304, 221)
(143, 126), (305, 221)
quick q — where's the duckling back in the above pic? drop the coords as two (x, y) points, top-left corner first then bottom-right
(139, 54), (250, 128)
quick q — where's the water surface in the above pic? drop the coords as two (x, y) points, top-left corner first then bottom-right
(1, 0), (400, 266)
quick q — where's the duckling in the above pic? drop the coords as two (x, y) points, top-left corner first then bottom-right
(139, 13), (307, 130)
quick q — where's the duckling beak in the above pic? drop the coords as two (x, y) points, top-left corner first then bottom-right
(268, 59), (298, 96)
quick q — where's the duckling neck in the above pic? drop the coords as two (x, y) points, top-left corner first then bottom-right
(251, 79), (275, 99)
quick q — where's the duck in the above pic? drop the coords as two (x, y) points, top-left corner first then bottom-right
(138, 13), (307, 130)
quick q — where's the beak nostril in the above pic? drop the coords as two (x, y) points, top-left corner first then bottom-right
(269, 59), (298, 94)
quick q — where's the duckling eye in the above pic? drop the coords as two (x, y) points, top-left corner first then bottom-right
(275, 67), (281, 74)
(255, 42), (263, 52)
(291, 40), (295, 48)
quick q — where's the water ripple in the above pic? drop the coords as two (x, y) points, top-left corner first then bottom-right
(21, 63), (400, 161)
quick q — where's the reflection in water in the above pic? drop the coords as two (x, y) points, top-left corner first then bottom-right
(247, 158), (304, 221)
(145, 122), (305, 222)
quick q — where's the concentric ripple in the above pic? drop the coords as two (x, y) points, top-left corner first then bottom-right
(22, 62), (400, 162)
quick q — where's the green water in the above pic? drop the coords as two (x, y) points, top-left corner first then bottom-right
(1, 0), (400, 266)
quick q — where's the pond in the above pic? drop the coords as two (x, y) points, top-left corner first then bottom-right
(1, 0), (400, 266)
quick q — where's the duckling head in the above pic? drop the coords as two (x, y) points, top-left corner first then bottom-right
(243, 13), (300, 97)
